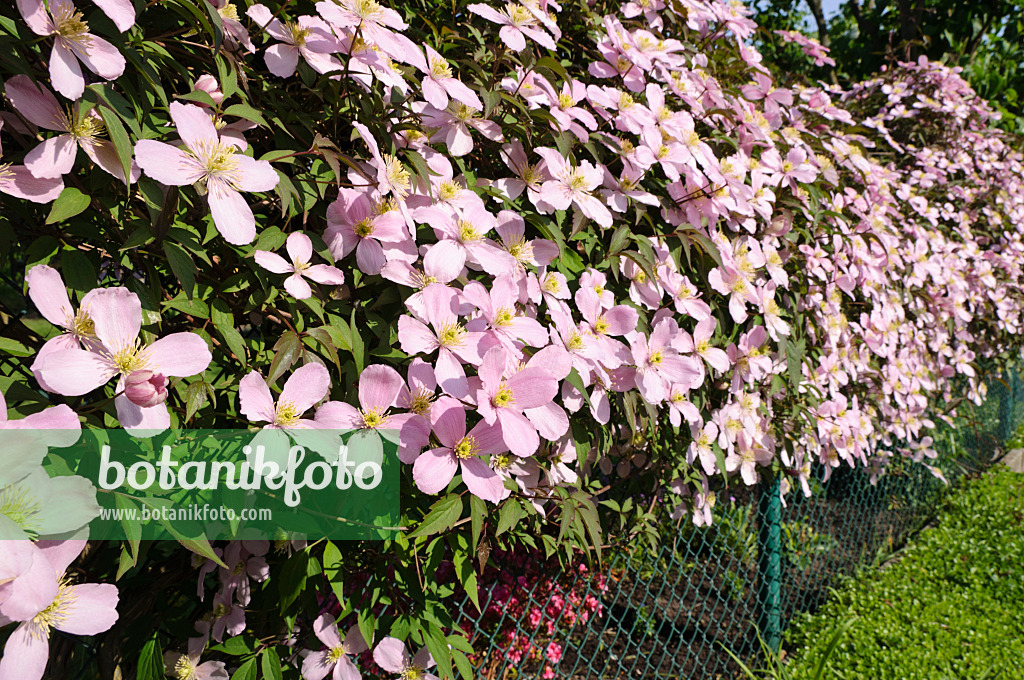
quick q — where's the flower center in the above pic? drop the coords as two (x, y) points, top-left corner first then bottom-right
(566, 332), (585, 352)
(649, 350), (663, 366)
(521, 164), (541, 185)
(111, 342), (149, 375)
(190, 140), (239, 184)
(174, 655), (197, 680)
(437, 180), (460, 201)
(566, 168), (590, 192)
(54, 6), (90, 41)
(410, 388), (434, 416)
(458, 220), (481, 243)
(68, 308), (96, 338)
(494, 308), (514, 327)
(593, 316), (610, 335)
(354, 218), (375, 239)
(32, 579), (75, 637)
(438, 322), (466, 348)
(429, 56), (453, 79)
(383, 155), (411, 198)
(327, 646), (346, 663)
(0, 483), (42, 537)
(452, 103), (476, 122)
(353, 0), (384, 21)
(401, 667), (425, 680)
(218, 3), (239, 21)
(453, 435), (478, 459)
(507, 237), (533, 262)
(493, 453), (513, 471)
(542, 275), (561, 294)
(212, 602), (229, 618)
(695, 339), (710, 354)
(71, 111), (105, 141)
(361, 407), (388, 429)
(557, 93), (575, 109)
(287, 21), (312, 46)
(634, 269), (647, 284)
(275, 401), (301, 427)
(506, 3), (536, 26)
(492, 383), (515, 408)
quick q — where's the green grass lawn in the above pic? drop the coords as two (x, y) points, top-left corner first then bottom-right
(781, 465), (1024, 679)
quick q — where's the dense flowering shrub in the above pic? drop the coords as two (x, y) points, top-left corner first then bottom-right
(0, 0), (1023, 677)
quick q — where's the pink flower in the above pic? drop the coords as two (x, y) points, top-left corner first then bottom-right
(463, 274), (548, 355)
(397, 284), (487, 399)
(16, 0), (126, 100)
(467, 3), (556, 52)
(247, 4), (343, 77)
(415, 204), (517, 279)
(301, 614), (368, 680)
(0, 123), (64, 203)
(123, 370), (169, 408)
(38, 288), (212, 432)
(316, 0), (423, 69)
(0, 386), (80, 433)
(412, 396), (508, 502)
(373, 637), (438, 680)
(418, 45), (482, 110)
(415, 102), (504, 157)
(134, 102), (279, 244)
(630, 319), (702, 404)
(315, 364), (405, 431)
(476, 346), (558, 458)
(4, 76), (139, 183)
(0, 540), (118, 680)
(325, 190), (408, 275)
(535, 148), (612, 227)
(163, 623), (229, 680)
(255, 232), (346, 299)
(239, 363), (330, 428)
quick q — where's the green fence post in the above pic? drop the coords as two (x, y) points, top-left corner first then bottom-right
(757, 472), (782, 653)
(1000, 372), (1013, 443)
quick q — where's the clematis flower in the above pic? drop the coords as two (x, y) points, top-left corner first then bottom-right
(301, 614), (368, 680)
(397, 285), (488, 398)
(239, 363), (330, 429)
(418, 45), (482, 111)
(15, 0), (126, 101)
(316, 0), (424, 69)
(463, 274), (549, 354)
(630, 319), (702, 404)
(412, 396), (507, 503)
(0, 468), (100, 541)
(247, 5), (343, 77)
(254, 232), (346, 299)
(325, 190), (408, 274)
(415, 102), (504, 157)
(164, 628), (229, 680)
(476, 346), (558, 458)
(5, 76), (139, 183)
(467, 3), (556, 51)
(535, 148), (612, 227)
(134, 102), (279, 244)
(0, 122), (64, 203)
(37, 288), (212, 432)
(0, 540), (118, 680)
(373, 637), (438, 680)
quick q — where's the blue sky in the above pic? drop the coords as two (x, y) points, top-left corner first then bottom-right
(821, 0), (844, 18)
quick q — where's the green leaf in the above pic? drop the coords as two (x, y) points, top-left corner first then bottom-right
(137, 638), (164, 680)
(184, 381), (209, 423)
(278, 550), (309, 613)
(45, 188), (91, 224)
(177, 534), (227, 568)
(470, 494), (486, 554)
(268, 332), (301, 384)
(496, 500), (525, 537)
(322, 541), (346, 606)
(97, 106), (134, 185)
(163, 242), (197, 298)
(260, 648), (284, 680)
(61, 250), (96, 295)
(357, 609), (376, 652)
(0, 338), (32, 357)
(409, 494), (463, 538)
(229, 658), (258, 680)
(224, 103), (269, 127)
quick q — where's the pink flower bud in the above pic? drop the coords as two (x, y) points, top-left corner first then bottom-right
(123, 370), (168, 408)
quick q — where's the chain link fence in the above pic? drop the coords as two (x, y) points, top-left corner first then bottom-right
(458, 371), (1022, 680)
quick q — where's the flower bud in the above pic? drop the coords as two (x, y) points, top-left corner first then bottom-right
(123, 370), (168, 408)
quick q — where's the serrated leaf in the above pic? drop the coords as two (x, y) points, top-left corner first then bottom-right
(496, 500), (524, 536)
(268, 332), (301, 384)
(45, 188), (91, 224)
(184, 381), (209, 423)
(409, 494), (463, 538)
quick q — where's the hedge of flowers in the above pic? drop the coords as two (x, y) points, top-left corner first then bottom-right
(1, 0), (1023, 677)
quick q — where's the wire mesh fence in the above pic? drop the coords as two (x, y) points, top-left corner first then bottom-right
(458, 370), (1023, 680)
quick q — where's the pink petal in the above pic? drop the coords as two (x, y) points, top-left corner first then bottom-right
(314, 401), (362, 429)
(0, 166), (64, 203)
(285, 232), (313, 264)
(423, 239), (467, 282)
(0, 622), (49, 680)
(25, 265), (72, 327)
(359, 364), (404, 411)
(232, 155), (280, 192)
(93, 0), (136, 31)
(36, 538), (86, 578)
(69, 34), (125, 80)
(90, 288), (140, 350)
(55, 583), (118, 634)
(435, 348), (469, 399)
(284, 273), (313, 299)
(49, 42), (85, 100)
(497, 410), (539, 457)
(80, 138), (140, 184)
(265, 43), (300, 77)
(4, 75), (64, 131)
(303, 265), (345, 285)
(421, 77), (448, 110)
(372, 638), (410, 674)
(334, 657), (360, 680)
(168, 102), (218, 150)
(442, 78), (482, 110)
(355, 239), (386, 275)
(254, 250), (293, 274)
(37, 348), (111, 396)
(446, 122), (473, 156)
(498, 26), (527, 52)
(313, 612), (343, 648)
(115, 393), (171, 432)
(507, 368), (557, 408)
(397, 316), (437, 356)
(460, 456), (505, 503)
(280, 363), (330, 414)
(0, 548), (57, 622)
(146, 332), (211, 377)
(412, 446), (458, 494)
(14, 0), (50, 36)
(17, 404), (80, 431)
(25, 134), (77, 178)
(134, 140), (204, 186)
(239, 371), (276, 423)
(525, 402), (569, 440)
(301, 651), (333, 680)
(207, 179), (256, 245)
(429, 396), (467, 448)
(603, 305), (639, 335)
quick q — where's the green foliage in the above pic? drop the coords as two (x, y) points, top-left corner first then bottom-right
(783, 466), (1024, 679)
